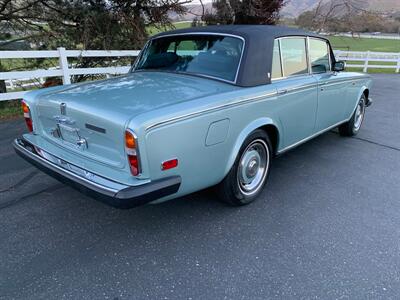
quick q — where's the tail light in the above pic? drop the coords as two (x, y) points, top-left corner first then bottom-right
(21, 100), (33, 132)
(125, 130), (140, 176)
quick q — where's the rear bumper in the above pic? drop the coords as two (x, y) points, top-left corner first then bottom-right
(13, 138), (181, 208)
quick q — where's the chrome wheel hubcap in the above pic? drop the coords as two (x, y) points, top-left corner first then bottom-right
(354, 100), (365, 131)
(237, 139), (269, 196)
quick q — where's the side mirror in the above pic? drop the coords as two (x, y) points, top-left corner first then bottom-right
(333, 61), (345, 72)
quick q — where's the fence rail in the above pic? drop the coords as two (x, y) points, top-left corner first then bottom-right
(333, 50), (400, 73)
(0, 49), (398, 101)
(0, 48), (139, 101)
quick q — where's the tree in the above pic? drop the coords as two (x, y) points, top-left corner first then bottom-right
(191, 17), (200, 27)
(204, 0), (285, 25)
(295, 10), (315, 30)
(295, 0), (398, 34)
(295, 0), (380, 33)
(0, 0), (189, 85)
(0, 0), (189, 50)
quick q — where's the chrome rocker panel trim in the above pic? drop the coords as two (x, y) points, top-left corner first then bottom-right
(13, 138), (181, 209)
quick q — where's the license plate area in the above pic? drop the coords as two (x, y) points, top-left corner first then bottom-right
(58, 124), (80, 143)
(57, 124), (87, 150)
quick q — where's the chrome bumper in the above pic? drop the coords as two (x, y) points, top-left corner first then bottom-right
(13, 138), (181, 208)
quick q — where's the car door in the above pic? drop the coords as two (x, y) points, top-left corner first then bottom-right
(309, 38), (348, 131)
(271, 37), (318, 149)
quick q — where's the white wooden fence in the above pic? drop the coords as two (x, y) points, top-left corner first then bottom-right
(334, 50), (400, 73)
(0, 48), (399, 101)
(0, 48), (139, 101)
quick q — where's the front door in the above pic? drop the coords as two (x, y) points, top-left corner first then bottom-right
(309, 38), (348, 131)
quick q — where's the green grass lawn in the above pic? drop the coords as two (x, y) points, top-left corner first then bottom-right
(328, 36), (400, 52)
(0, 100), (22, 120)
(147, 21), (192, 35)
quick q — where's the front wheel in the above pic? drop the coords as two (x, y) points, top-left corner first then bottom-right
(338, 94), (366, 136)
(216, 129), (272, 206)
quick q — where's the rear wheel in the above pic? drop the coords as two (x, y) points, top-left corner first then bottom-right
(339, 94), (366, 136)
(216, 129), (272, 206)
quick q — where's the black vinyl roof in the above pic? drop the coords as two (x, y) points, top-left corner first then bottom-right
(152, 25), (330, 87)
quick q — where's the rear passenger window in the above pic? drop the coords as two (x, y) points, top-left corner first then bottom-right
(280, 38), (308, 77)
(271, 40), (282, 79)
(309, 39), (331, 73)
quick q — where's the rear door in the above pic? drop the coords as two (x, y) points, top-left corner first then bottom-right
(272, 37), (318, 149)
(309, 38), (348, 131)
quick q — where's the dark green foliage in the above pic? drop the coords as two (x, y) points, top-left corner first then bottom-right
(204, 0), (285, 25)
(0, 0), (187, 83)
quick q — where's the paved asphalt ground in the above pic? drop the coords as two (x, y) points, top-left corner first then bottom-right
(1, 74), (400, 299)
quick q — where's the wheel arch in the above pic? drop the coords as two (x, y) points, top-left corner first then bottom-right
(347, 86), (369, 120)
(223, 118), (280, 178)
(362, 88), (369, 99)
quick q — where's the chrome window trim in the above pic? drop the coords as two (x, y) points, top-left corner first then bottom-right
(306, 36), (312, 74)
(134, 69), (238, 86)
(130, 40), (151, 71)
(308, 37), (332, 74)
(277, 36), (310, 78)
(278, 39), (285, 78)
(132, 32), (246, 85)
(146, 91), (277, 131)
(271, 39), (283, 80)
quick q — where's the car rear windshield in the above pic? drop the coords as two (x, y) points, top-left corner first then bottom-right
(134, 34), (244, 82)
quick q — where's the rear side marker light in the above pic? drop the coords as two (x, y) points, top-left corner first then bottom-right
(21, 100), (33, 132)
(162, 159), (178, 171)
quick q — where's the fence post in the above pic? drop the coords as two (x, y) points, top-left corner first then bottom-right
(396, 53), (400, 73)
(335, 50), (341, 61)
(58, 47), (71, 85)
(7, 79), (14, 89)
(363, 51), (370, 73)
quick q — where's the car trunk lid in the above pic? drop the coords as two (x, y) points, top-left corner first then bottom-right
(34, 72), (236, 169)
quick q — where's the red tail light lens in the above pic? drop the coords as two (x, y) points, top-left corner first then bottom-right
(128, 154), (139, 176)
(125, 130), (140, 176)
(162, 159), (178, 171)
(21, 100), (33, 132)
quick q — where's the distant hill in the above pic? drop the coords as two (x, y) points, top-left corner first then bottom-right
(282, 0), (400, 17)
(367, 0), (400, 12)
(282, 0), (321, 18)
(178, 0), (400, 20)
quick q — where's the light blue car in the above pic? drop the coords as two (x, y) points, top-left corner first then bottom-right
(14, 25), (372, 208)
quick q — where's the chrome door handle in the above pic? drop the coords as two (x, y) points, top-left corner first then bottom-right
(320, 81), (328, 91)
(277, 89), (288, 95)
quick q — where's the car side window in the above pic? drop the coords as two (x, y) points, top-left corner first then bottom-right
(280, 38), (308, 77)
(309, 39), (331, 73)
(271, 40), (283, 79)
